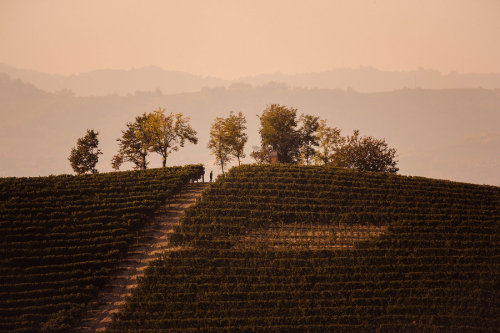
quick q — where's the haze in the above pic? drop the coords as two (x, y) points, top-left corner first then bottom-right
(1, 0), (500, 79)
(1, 1), (500, 186)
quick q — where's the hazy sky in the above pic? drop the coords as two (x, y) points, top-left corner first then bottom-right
(1, 0), (500, 79)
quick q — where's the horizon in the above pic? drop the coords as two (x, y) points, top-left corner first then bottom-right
(4, 62), (500, 80)
(4, 61), (500, 80)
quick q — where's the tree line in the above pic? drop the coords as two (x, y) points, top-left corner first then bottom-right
(69, 104), (398, 175)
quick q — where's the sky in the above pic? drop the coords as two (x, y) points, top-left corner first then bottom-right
(1, 0), (500, 79)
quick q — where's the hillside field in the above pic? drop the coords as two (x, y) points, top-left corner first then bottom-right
(0, 165), (204, 332)
(108, 165), (499, 332)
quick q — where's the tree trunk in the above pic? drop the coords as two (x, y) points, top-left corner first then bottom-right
(162, 147), (168, 167)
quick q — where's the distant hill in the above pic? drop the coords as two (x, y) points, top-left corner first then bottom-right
(2, 63), (500, 96)
(0, 73), (49, 100)
(0, 63), (229, 96)
(0, 74), (499, 185)
(108, 164), (500, 331)
(238, 67), (500, 92)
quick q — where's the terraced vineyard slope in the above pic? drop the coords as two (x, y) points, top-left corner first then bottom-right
(109, 165), (499, 332)
(0, 165), (204, 333)
(77, 183), (207, 332)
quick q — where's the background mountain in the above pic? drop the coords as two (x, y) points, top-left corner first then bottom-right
(0, 63), (229, 96)
(1, 74), (499, 186)
(2, 63), (500, 96)
(238, 67), (500, 92)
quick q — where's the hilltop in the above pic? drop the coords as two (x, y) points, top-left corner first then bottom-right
(108, 164), (500, 332)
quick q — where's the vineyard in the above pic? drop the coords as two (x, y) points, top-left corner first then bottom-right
(108, 165), (499, 332)
(0, 165), (204, 332)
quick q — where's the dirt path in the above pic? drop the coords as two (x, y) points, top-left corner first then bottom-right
(76, 183), (207, 333)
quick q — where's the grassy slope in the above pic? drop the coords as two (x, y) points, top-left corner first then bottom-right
(0, 165), (203, 332)
(109, 165), (499, 332)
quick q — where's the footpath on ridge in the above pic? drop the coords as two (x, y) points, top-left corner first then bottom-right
(76, 183), (208, 333)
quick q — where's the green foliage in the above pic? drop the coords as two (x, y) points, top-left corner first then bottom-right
(249, 143), (273, 164)
(208, 117), (233, 174)
(112, 113), (150, 170)
(68, 129), (102, 174)
(144, 108), (198, 167)
(250, 105), (398, 174)
(298, 114), (320, 165)
(0, 165), (204, 332)
(113, 108), (198, 170)
(252, 104), (302, 164)
(109, 165), (500, 332)
(225, 111), (248, 165)
(208, 112), (247, 173)
(335, 130), (399, 173)
(314, 119), (344, 165)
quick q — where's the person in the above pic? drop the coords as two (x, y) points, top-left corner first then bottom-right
(209, 170), (213, 182)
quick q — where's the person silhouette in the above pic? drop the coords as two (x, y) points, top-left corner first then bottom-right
(210, 170), (213, 182)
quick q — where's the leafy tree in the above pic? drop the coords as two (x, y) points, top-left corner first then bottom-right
(250, 144), (273, 164)
(68, 129), (102, 174)
(112, 113), (150, 170)
(336, 130), (399, 173)
(225, 111), (247, 165)
(144, 108), (198, 167)
(208, 116), (233, 174)
(208, 112), (248, 173)
(314, 119), (344, 165)
(111, 154), (124, 171)
(298, 114), (320, 165)
(251, 104), (301, 164)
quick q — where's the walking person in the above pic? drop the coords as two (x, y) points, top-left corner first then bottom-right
(210, 170), (213, 182)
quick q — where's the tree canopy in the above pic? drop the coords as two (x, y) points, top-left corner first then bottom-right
(208, 117), (233, 175)
(69, 129), (102, 174)
(314, 119), (344, 165)
(335, 130), (399, 173)
(112, 108), (198, 170)
(225, 111), (247, 165)
(251, 104), (302, 164)
(112, 113), (151, 170)
(108, 104), (398, 174)
(298, 114), (320, 165)
(251, 104), (398, 173)
(208, 111), (248, 174)
(143, 108), (198, 167)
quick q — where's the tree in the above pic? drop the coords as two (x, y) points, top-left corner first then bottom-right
(207, 116), (233, 175)
(251, 104), (301, 164)
(335, 130), (399, 173)
(314, 119), (344, 165)
(68, 129), (102, 174)
(208, 111), (248, 173)
(298, 114), (320, 165)
(111, 154), (123, 171)
(225, 111), (247, 165)
(112, 113), (151, 170)
(144, 108), (198, 167)
(250, 144), (273, 164)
